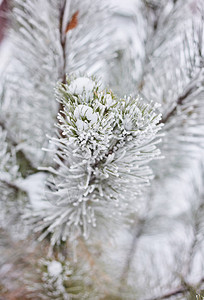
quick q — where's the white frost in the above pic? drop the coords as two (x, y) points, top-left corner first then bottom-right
(123, 117), (133, 131)
(16, 172), (50, 209)
(106, 94), (113, 108)
(69, 77), (95, 98)
(76, 119), (88, 130)
(74, 105), (98, 125)
(47, 261), (63, 277)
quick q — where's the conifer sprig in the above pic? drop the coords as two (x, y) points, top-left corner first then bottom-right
(30, 76), (162, 246)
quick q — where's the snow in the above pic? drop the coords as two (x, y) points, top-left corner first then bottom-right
(76, 119), (88, 130)
(74, 105), (98, 124)
(105, 94), (113, 108)
(85, 108), (98, 123)
(16, 172), (50, 209)
(123, 117), (133, 131)
(47, 261), (63, 277)
(69, 77), (95, 98)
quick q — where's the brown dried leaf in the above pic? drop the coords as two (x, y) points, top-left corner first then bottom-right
(65, 11), (79, 33)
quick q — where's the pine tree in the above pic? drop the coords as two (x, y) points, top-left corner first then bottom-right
(0, 0), (204, 299)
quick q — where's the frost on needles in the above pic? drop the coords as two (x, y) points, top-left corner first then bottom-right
(33, 76), (163, 246)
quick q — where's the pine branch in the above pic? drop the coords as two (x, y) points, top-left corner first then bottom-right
(144, 276), (204, 300)
(2, 1), (204, 298)
(0, 178), (22, 193)
(143, 176), (204, 300)
(59, 0), (67, 85)
(57, 1), (68, 140)
(140, 3), (203, 123)
(59, 3), (79, 83)
(143, 275), (204, 300)
(138, 1), (181, 89)
(144, 285), (188, 300)
(31, 75), (162, 245)
(0, 178), (31, 205)
(160, 78), (199, 124)
(119, 218), (145, 286)
(58, 1), (79, 137)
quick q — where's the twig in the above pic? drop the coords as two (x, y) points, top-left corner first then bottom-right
(144, 276), (204, 300)
(0, 178), (24, 193)
(119, 218), (145, 286)
(58, 2), (79, 138)
(59, 2), (79, 84)
(58, 1), (69, 137)
(160, 85), (197, 124)
(144, 285), (188, 300)
(59, 0), (67, 85)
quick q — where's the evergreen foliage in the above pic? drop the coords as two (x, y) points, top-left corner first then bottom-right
(0, 0), (204, 299)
